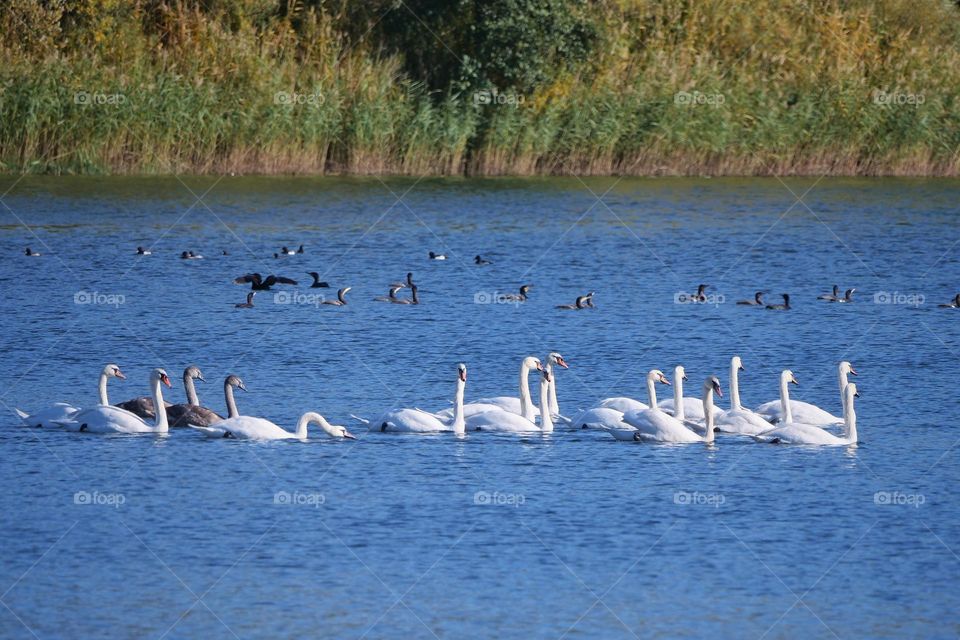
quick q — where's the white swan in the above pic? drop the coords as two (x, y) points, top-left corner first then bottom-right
(545, 352), (570, 422)
(715, 356), (776, 435)
(16, 363), (125, 427)
(754, 383), (860, 445)
(584, 367), (669, 420)
(657, 365), (722, 423)
(467, 356), (542, 421)
(572, 407), (635, 432)
(358, 364), (466, 434)
(619, 375), (720, 443)
(466, 369), (553, 433)
(754, 361), (856, 425)
(193, 411), (354, 440)
(54, 368), (173, 434)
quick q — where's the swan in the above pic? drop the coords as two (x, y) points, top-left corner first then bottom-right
(165, 371), (243, 427)
(574, 368), (666, 431)
(545, 352), (569, 422)
(754, 383), (860, 445)
(322, 287), (351, 306)
(16, 363), (125, 427)
(714, 356), (776, 435)
(754, 361), (855, 425)
(618, 376), (721, 443)
(572, 407), (635, 432)
(356, 364), (467, 434)
(192, 411), (354, 440)
(467, 356), (542, 421)
(24, 247), (41, 257)
(54, 368), (173, 434)
(466, 369), (553, 433)
(658, 365), (721, 423)
(765, 293), (790, 310)
(117, 365), (209, 419)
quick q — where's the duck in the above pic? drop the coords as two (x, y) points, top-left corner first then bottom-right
(234, 273), (298, 290)
(556, 295), (590, 310)
(307, 272), (330, 288)
(180, 251), (203, 259)
(939, 294), (960, 308)
(235, 292), (256, 308)
(429, 251), (447, 260)
(691, 284), (709, 302)
(499, 285), (532, 303)
(16, 363), (126, 427)
(474, 255), (492, 265)
(765, 293), (790, 310)
(279, 246), (296, 256)
(736, 291), (765, 306)
(24, 247), (41, 257)
(322, 287), (351, 306)
(818, 285), (840, 301)
(136, 246), (152, 256)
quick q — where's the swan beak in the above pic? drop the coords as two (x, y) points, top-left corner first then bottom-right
(115, 370), (126, 380)
(661, 378), (671, 385)
(854, 390), (861, 398)
(535, 362), (543, 371)
(343, 431), (357, 440)
(715, 387), (723, 397)
(161, 375), (172, 387)
(790, 377), (799, 385)
(682, 374), (688, 381)
(556, 357), (569, 369)
(739, 365), (745, 371)
(850, 368), (858, 376)
(459, 371), (467, 382)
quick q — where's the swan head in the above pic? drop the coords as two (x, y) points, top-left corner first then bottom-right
(152, 368), (172, 388)
(185, 365), (204, 382)
(731, 355), (744, 371)
(303, 412), (357, 439)
(649, 369), (670, 385)
(704, 375), (723, 397)
(845, 383), (860, 400)
(782, 370), (799, 385)
(458, 363), (467, 382)
(523, 356), (543, 372)
(226, 375), (246, 391)
(840, 361), (857, 377)
(674, 365), (687, 381)
(102, 363), (126, 380)
(541, 369), (552, 384)
(548, 353), (569, 369)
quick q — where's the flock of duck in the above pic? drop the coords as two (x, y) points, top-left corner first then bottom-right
(15, 355), (861, 446)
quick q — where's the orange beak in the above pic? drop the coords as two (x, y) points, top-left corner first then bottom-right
(161, 374), (172, 388)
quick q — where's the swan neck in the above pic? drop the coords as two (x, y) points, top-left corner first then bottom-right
(730, 362), (742, 410)
(224, 382), (239, 418)
(98, 371), (109, 405)
(780, 375), (793, 424)
(452, 379), (465, 435)
(673, 371), (684, 421)
(539, 381), (553, 432)
(646, 375), (658, 409)
(547, 363), (559, 415)
(184, 374), (199, 406)
(519, 362), (533, 421)
(844, 390), (857, 442)
(152, 377), (168, 432)
(703, 389), (715, 443)
(838, 366), (849, 397)
(295, 414), (311, 439)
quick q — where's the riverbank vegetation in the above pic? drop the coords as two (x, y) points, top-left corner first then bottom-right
(2, 0), (959, 176)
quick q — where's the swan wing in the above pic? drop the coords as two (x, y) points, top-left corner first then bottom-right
(55, 405), (155, 433)
(470, 397), (522, 414)
(465, 409), (539, 433)
(716, 408), (775, 435)
(376, 409), (447, 433)
(205, 416), (289, 439)
(597, 397), (649, 414)
(754, 400), (840, 425)
(753, 422), (845, 445)
(16, 403), (80, 427)
(623, 409), (702, 443)
(168, 405), (223, 427)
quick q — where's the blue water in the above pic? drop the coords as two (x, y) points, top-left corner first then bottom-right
(1, 176), (958, 639)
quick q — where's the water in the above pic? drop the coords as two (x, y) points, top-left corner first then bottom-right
(0, 176), (958, 639)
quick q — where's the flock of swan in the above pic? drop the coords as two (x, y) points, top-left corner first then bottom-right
(15, 355), (861, 446)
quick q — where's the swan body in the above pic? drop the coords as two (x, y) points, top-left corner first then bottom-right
(467, 370), (553, 433)
(755, 384), (860, 446)
(17, 364), (125, 427)
(572, 407), (633, 431)
(361, 364), (467, 434)
(623, 375), (721, 443)
(55, 369), (172, 434)
(596, 397), (649, 414)
(193, 411), (354, 440)
(464, 356), (542, 422)
(754, 361), (855, 425)
(715, 356), (776, 435)
(656, 366), (720, 423)
(165, 369), (240, 427)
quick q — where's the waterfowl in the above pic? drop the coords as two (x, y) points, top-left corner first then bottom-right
(356, 364), (466, 434)
(16, 363), (125, 427)
(657, 365), (721, 424)
(389, 272), (415, 289)
(834, 288), (855, 303)
(234, 273), (298, 290)
(475, 255), (492, 265)
(307, 272), (330, 288)
(499, 285), (532, 302)
(117, 365), (210, 419)
(54, 368), (173, 434)
(939, 294), (960, 308)
(393, 284), (420, 305)
(691, 284), (709, 302)
(818, 285), (840, 301)
(296, 244), (305, 254)
(574, 369), (666, 427)
(754, 361), (855, 426)
(136, 246), (152, 255)
(619, 376), (722, 444)
(462, 356), (543, 422)
(466, 369), (553, 434)
(235, 292), (256, 308)
(194, 411), (355, 440)
(753, 383), (860, 446)
(323, 287), (351, 306)
(24, 247), (40, 257)
(765, 293), (790, 310)
(737, 291), (765, 306)
(279, 246), (296, 256)
(429, 251), (447, 260)
(556, 295), (590, 310)
(165, 371), (237, 427)
(374, 285), (406, 302)
(544, 352), (569, 421)
(715, 356), (776, 435)
(180, 251), (203, 259)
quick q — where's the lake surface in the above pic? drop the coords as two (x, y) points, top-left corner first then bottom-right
(0, 176), (958, 639)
